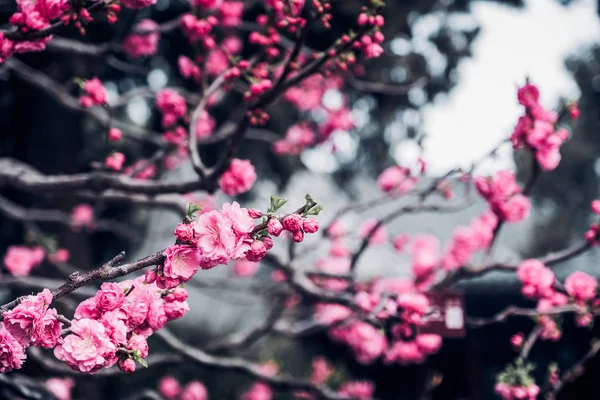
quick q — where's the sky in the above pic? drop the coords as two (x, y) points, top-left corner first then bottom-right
(420, 0), (600, 175)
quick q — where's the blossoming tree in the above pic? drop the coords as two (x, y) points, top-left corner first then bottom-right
(0, 0), (597, 399)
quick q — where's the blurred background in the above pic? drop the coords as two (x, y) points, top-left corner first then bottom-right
(2, 0), (600, 398)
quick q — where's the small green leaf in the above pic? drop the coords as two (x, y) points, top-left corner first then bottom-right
(137, 357), (148, 368)
(269, 195), (289, 213)
(306, 205), (324, 216)
(186, 202), (203, 217)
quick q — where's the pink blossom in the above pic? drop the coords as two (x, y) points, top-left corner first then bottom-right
(319, 106), (354, 141)
(123, 19), (160, 57)
(267, 218), (283, 236)
(397, 292), (429, 325)
(393, 234), (410, 252)
(338, 381), (374, 399)
(32, 308), (62, 348)
(565, 271), (598, 302)
(415, 334), (442, 355)
(159, 376), (181, 399)
(48, 248), (70, 264)
(273, 123), (315, 155)
(164, 300), (190, 320)
(358, 219), (388, 245)
(36, 0), (69, 20)
(193, 211), (238, 269)
(241, 383), (272, 400)
(411, 235), (439, 279)
(592, 200), (600, 215)
(118, 358), (136, 373)
(46, 378), (75, 400)
(517, 83), (540, 107)
(3, 245), (43, 276)
(194, 0), (221, 8)
(163, 245), (202, 284)
(195, 110), (215, 138)
(94, 282), (126, 312)
(121, 0), (156, 9)
(233, 259), (260, 277)
(282, 214), (303, 232)
(180, 381), (208, 400)
(218, 1), (244, 26)
(127, 335), (149, 358)
(71, 204), (94, 230)
(105, 152), (126, 171)
(74, 298), (100, 320)
(175, 223), (197, 245)
(327, 219), (346, 238)
(0, 326), (26, 372)
(311, 357), (333, 384)
(218, 159), (257, 196)
(384, 340), (425, 365)
(517, 259), (555, 299)
(79, 78), (107, 108)
(54, 318), (116, 373)
(303, 218), (319, 233)
(330, 239), (350, 257)
(344, 322), (387, 364)
(178, 56), (201, 81)
(221, 201), (255, 235)
(156, 89), (187, 128)
(4, 289), (53, 346)
(363, 42), (384, 59)
(315, 303), (352, 325)
(206, 49), (230, 76)
(108, 128), (122, 141)
(511, 333), (524, 348)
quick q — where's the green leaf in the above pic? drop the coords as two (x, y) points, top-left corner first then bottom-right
(186, 202), (203, 217)
(137, 357), (148, 368)
(305, 205), (324, 216)
(268, 195), (289, 213)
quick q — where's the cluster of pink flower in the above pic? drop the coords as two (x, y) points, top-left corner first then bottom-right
(106, 152), (126, 171)
(1, 289), (62, 372)
(178, 56), (202, 83)
(124, 159), (158, 180)
(53, 278), (189, 373)
(584, 199), (600, 244)
(78, 77), (108, 108)
(123, 19), (160, 58)
(441, 211), (499, 271)
(377, 165), (419, 195)
(156, 89), (188, 128)
(475, 170), (531, 222)
(495, 383), (540, 400)
(0, 0), (68, 62)
(71, 203), (95, 230)
(517, 260), (599, 339)
(272, 123), (316, 155)
(3, 245), (45, 276)
(241, 361), (278, 400)
(46, 377), (75, 400)
(159, 375), (208, 400)
(511, 83), (574, 171)
(162, 198), (319, 287)
(315, 277), (442, 366)
(219, 158), (257, 196)
(267, 212), (319, 243)
(266, 0), (305, 29)
(180, 1), (242, 46)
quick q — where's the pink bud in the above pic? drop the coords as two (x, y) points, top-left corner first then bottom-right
(302, 218), (319, 234)
(263, 236), (274, 250)
(248, 208), (262, 218)
(108, 128), (122, 141)
(292, 230), (304, 242)
(591, 200), (600, 215)
(357, 13), (368, 25)
(247, 240), (267, 262)
(282, 214), (303, 232)
(164, 293), (176, 302)
(510, 333), (524, 348)
(118, 358), (136, 373)
(144, 269), (157, 284)
(159, 376), (181, 400)
(173, 287), (188, 302)
(267, 218), (283, 236)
